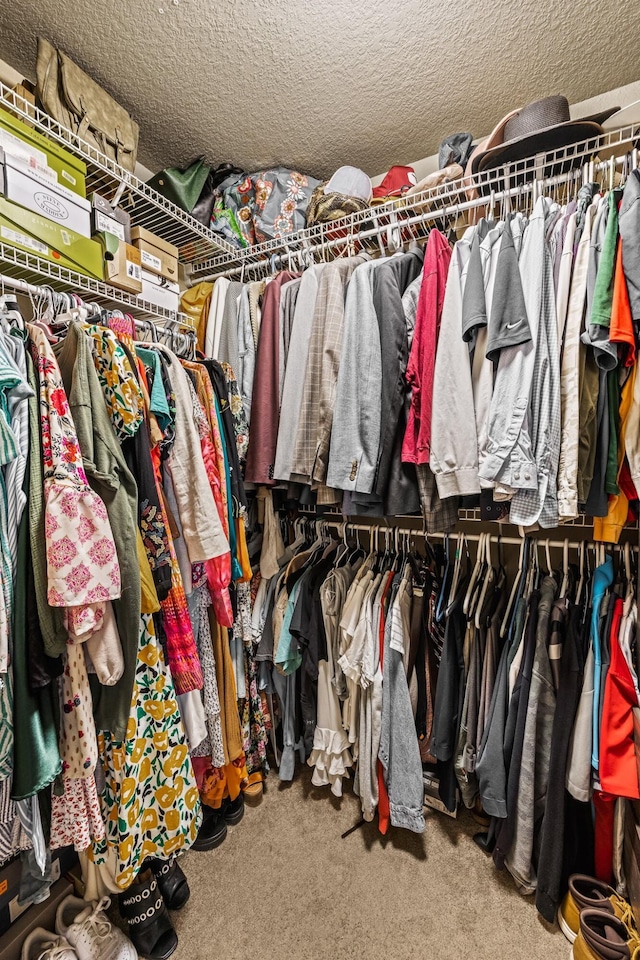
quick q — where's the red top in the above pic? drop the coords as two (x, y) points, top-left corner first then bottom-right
(402, 229), (452, 464)
(599, 597), (640, 799)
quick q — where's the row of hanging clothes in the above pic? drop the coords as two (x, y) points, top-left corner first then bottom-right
(183, 161), (640, 541)
(253, 513), (640, 926)
(0, 284), (271, 920)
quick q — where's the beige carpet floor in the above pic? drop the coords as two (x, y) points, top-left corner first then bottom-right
(172, 768), (571, 960)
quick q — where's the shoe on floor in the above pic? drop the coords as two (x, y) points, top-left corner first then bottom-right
(21, 928), (77, 960)
(119, 869), (177, 960)
(192, 804), (227, 851)
(56, 896), (137, 960)
(559, 874), (636, 943)
(147, 857), (190, 911)
(572, 909), (640, 960)
(222, 793), (245, 826)
(242, 773), (264, 806)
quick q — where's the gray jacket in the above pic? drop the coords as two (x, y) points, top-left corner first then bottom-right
(509, 198), (562, 528)
(273, 264), (326, 481)
(619, 170), (640, 322)
(430, 226), (480, 497)
(506, 575), (557, 893)
(327, 260), (383, 493)
(378, 569), (425, 833)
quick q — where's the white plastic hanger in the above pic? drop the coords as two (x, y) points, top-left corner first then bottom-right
(446, 532), (466, 614)
(475, 534), (495, 629)
(559, 539), (570, 599)
(463, 533), (486, 616)
(575, 540), (586, 607)
(500, 537), (526, 638)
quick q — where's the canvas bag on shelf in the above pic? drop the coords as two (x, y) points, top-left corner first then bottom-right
(36, 38), (139, 173)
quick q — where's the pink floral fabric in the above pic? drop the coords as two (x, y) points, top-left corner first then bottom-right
(27, 325), (121, 614)
(50, 776), (106, 851)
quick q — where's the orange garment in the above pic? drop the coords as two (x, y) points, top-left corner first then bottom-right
(236, 515), (253, 582)
(196, 618), (248, 808)
(594, 365), (635, 543)
(609, 242), (636, 367)
(180, 282), (213, 354)
(599, 598), (640, 799)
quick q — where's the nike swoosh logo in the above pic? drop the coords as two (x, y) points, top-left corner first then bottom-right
(506, 320), (523, 330)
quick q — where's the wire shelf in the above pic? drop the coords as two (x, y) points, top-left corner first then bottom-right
(189, 121), (640, 279)
(0, 83), (237, 263)
(0, 241), (185, 323)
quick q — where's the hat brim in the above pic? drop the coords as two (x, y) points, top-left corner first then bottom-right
(473, 120), (604, 174)
(602, 100), (640, 131)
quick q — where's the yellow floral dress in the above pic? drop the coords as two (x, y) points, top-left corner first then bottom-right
(86, 316), (201, 889)
(94, 616), (201, 889)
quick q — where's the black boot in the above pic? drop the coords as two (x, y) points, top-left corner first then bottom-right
(119, 868), (178, 960)
(147, 856), (190, 910)
(221, 793), (245, 826)
(191, 804), (227, 851)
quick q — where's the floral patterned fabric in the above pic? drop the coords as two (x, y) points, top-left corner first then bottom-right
(221, 362), (248, 466)
(210, 169), (320, 249)
(82, 324), (144, 441)
(189, 583), (225, 768)
(96, 613), (201, 889)
(240, 646), (271, 777)
(50, 776), (105, 851)
(27, 325), (121, 615)
(252, 169), (320, 243)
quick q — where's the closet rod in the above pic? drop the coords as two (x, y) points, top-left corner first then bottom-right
(0, 273), (51, 301)
(313, 518), (640, 553)
(0, 271), (196, 334)
(192, 129), (639, 281)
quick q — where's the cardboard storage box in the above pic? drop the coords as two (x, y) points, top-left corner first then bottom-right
(0, 877), (73, 960)
(2, 81), (36, 129)
(96, 232), (142, 293)
(0, 105), (86, 198)
(0, 845), (78, 938)
(91, 192), (131, 244)
(132, 226), (179, 282)
(0, 195), (103, 279)
(140, 268), (179, 312)
(0, 149), (91, 237)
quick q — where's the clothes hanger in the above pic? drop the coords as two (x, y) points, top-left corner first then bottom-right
(435, 533), (453, 622)
(575, 540), (586, 608)
(463, 533), (486, 616)
(559, 539), (570, 599)
(475, 534), (495, 629)
(500, 537), (527, 638)
(445, 532), (465, 616)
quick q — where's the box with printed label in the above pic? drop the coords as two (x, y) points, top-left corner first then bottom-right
(0, 845), (78, 937)
(0, 149), (91, 237)
(0, 105), (86, 198)
(0, 195), (103, 279)
(96, 232), (142, 294)
(0, 877), (74, 957)
(131, 226), (179, 282)
(91, 192), (131, 244)
(140, 268), (179, 312)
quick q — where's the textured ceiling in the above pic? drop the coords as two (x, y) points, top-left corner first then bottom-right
(1, 0), (639, 181)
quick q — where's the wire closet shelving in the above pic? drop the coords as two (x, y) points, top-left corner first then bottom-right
(188, 122), (640, 281)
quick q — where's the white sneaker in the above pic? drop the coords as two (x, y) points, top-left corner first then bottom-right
(21, 928), (77, 960)
(55, 896), (138, 960)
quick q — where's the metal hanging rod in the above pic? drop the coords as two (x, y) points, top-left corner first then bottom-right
(0, 271), (195, 331)
(312, 517), (640, 553)
(189, 122), (640, 281)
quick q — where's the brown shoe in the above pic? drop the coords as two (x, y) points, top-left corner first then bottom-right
(572, 910), (640, 960)
(559, 875), (636, 944)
